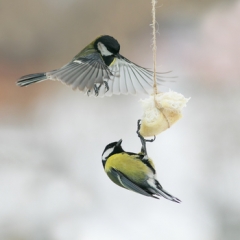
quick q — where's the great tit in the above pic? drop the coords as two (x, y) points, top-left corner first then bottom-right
(17, 35), (166, 97)
(102, 138), (181, 203)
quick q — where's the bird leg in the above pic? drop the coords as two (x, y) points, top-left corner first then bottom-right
(94, 85), (100, 96)
(87, 85), (99, 96)
(89, 81), (109, 96)
(136, 120), (156, 160)
(102, 81), (109, 93)
(137, 120), (156, 142)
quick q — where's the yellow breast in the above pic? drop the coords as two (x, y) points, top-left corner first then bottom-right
(105, 153), (155, 183)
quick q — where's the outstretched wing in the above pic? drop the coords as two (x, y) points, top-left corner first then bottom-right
(46, 53), (168, 97)
(47, 52), (112, 92)
(111, 168), (156, 198)
(88, 54), (167, 97)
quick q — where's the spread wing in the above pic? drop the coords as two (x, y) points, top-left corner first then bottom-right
(111, 168), (154, 198)
(46, 53), (167, 97)
(46, 52), (112, 91)
(86, 54), (167, 97)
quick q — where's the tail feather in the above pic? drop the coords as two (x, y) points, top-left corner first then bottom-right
(17, 73), (46, 87)
(156, 187), (181, 203)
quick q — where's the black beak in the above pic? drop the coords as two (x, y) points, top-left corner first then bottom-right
(116, 139), (122, 146)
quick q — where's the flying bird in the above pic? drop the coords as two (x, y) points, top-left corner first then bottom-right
(17, 35), (167, 97)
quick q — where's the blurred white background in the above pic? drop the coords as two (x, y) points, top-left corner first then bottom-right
(1, 0), (240, 239)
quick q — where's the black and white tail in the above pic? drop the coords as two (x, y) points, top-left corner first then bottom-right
(17, 73), (47, 87)
(152, 180), (181, 203)
(157, 187), (181, 203)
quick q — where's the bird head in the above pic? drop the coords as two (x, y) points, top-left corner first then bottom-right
(102, 139), (123, 165)
(94, 35), (120, 56)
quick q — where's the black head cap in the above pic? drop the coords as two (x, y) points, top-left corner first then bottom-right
(94, 35), (120, 54)
(102, 139), (124, 165)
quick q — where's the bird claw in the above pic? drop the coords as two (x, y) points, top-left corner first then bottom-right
(87, 84), (100, 96)
(136, 120), (156, 143)
(136, 120), (157, 160)
(136, 120), (148, 159)
(89, 81), (109, 96)
(94, 85), (100, 96)
(103, 81), (109, 93)
(136, 119), (141, 134)
(145, 135), (156, 143)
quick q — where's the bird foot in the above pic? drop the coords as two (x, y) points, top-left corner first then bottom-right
(87, 85), (99, 96)
(88, 81), (109, 96)
(136, 120), (148, 158)
(102, 80), (109, 93)
(136, 120), (156, 142)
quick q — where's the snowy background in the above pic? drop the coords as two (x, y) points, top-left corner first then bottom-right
(1, 0), (240, 239)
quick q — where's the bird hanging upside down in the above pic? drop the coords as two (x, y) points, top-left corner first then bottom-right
(101, 120), (181, 202)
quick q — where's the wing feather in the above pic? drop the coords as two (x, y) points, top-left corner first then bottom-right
(112, 76), (120, 95)
(49, 63), (79, 81)
(126, 64), (150, 94)
(119, 65), (128, 94)
(107, 55), (168, 96)
(122, 65), (136, 95)
(64, 65), (89, 85)
(72, 65), (95, 90)
(45, 52), (169, 96)
(111, 168), (153, 197)
(46, 53), (112, 92)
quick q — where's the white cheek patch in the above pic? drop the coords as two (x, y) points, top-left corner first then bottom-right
(102, 147), (114, 161)
(97, 42), (113, 56)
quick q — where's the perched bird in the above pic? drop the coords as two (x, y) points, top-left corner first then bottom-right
(17, 35), (166, 97)
(102, 139), (181, 203)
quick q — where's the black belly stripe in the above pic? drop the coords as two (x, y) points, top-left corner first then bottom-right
(102, 55), (115, 66)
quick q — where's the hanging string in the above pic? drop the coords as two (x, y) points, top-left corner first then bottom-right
(151, 1), (170, 127)
(151, 0), (158, 96)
